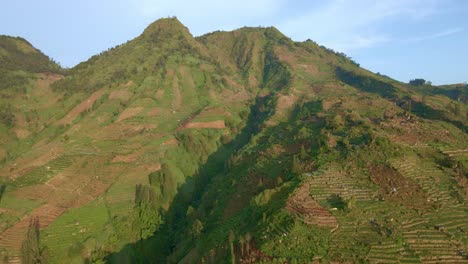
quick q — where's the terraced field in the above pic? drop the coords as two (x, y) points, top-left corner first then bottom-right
(308, 167), (375, 203)
(1, 17), (467, 264)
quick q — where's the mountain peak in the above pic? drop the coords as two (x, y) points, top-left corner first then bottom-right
(142, 17), (192, 40)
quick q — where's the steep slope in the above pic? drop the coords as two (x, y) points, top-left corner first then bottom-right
(107, 24), (468, 264)
(0, 35), (61, 73)
(0, 18), (467, 264)
(0, 18), (260, 263)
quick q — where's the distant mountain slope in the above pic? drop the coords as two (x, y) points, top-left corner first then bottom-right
(0, 35), (61, 73)
(0, 18), (466, 264)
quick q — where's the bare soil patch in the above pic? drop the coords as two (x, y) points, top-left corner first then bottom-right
(12, 128), (30, 139)
(286, 181), (338, 228)
(0, 204), (66, 251)
(185, 120), (225, 129)
(112, 147), (147, 163)
(56, 89), (106, 125)
(162, 137), (178, 146)
(155, 89), (164, 100)
(0, 144), (64, 179)
(109, 89), (132, 100)
(123, 80), (134, 87)
(381, 116), (455, 145)
(368, 164), (430, 209)
(148, 107), (162, 116)
(0, 140), (129, 253)
(0, 148), (6, 161)
(144, 163), (161, 173)
(91, 123), (157, 140)
(275, 46), (319, 76)
(116, 107), (144, 122)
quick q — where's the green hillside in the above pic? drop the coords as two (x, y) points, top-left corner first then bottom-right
(0, 18), (467, 264)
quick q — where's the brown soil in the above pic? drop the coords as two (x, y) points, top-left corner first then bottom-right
(0, 144), (64, 179)
(112, 147), (147, 163)
(0, 204), (66, 251)
(123, 80), (134, 87)
(34, 73), (63, 94)
(380, 115), (456, 146)
(91, 123), (157, 140)
(12, 112), (30, 139)
(109, 89), (132, 100)
(147, 107), (161, 116)
(12, 128), (30, 139)
(223, 75), (244, 91)
(276, 94), (297, 113)
(4, 157), (127, 254)
(0, 148), (6, 161)
(368, 164), (430, 209)
(116, 107), (144, 122)
(144, 163), (161, 173)
(162, 137), (178, 146)
(286, 181), (338, 228)
(155, 89), (164, 100)
(56, 89), (106, 125)
(185, 120), (226, 129)
(112, 153), (139, 163)
(275, 46), (319, 76)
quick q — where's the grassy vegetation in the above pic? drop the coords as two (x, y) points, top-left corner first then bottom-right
(0, 18), (467, 264)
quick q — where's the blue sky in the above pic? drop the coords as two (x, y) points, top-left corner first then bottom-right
(1, 0), (467, 85)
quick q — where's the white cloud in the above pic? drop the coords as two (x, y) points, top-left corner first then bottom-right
(276, 0), (444, 51)
(404, 27), (464, 43)
(127, 0), (459, 52)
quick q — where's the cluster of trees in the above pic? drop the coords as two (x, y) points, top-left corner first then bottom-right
(21, 217), (47, 264)
(336, 67), (397, 99)
(409, 78), (432, 86)
(133, 184), (163, 240)
(0, 68), (30, 91)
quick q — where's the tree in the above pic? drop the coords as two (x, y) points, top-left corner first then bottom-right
(21, 217), (46, 264)
(346, 196), (357, 211)
(292, 155), (301, 174)
(245, 233), (252, 255)
(454, 103), (461, 116)
(133, 184), (163, 239)
(300, 145), (307, 160)
(239, 236), (245, 256)
(190, 219), (204, 239)
(0, 184), (5, 203)
(229, 231), (236, 264)
(409, 79), (426, 86)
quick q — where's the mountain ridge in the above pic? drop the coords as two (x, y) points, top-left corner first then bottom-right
(0, 18), (466, 264)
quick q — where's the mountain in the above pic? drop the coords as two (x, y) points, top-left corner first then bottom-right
(0, 35), (61, 73)
(0, 18), (467, 263)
